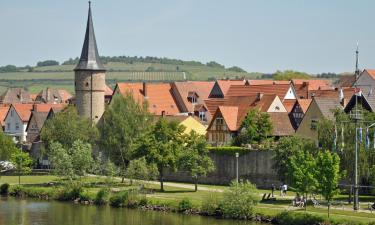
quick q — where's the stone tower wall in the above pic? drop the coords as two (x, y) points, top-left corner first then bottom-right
(75, 70), (105, 123)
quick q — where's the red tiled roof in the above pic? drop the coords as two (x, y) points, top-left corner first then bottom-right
(30, 94), (37, 101)
(268, 112), (295, 136)
(216, 80), (246, 96)
(116, 82), (180, 115)
(217, 106), (238, 131)
(204, 98), (225, 116)
(226, 84), (291, 100)
(297, 99), (312, 113)
(365, 69), (375, 79)
(105, 85), (113, 96)
(292, 79), (332, 91)
(309, 88), (354, 100)
(283, 99), (296, 113)
(173, 81), (214, 112)
(0, 105), (10, 126)
(247, 80), (290, 85)
(57, 90), (72, 102)
(34, 104), (67, 113)
(12, 104), (33, 122)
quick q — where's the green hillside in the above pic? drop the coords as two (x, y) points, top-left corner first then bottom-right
(0, 61), (261, 94)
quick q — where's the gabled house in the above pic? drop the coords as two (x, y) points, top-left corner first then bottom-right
(343, 92), (375, 113)
(4, 104), (33, 142)
(158, 115), (207, 136)
(0, 105), (10, 130)
(113, 82), (181, 116)
(26, 111), (49, 143)
(355, 69), (375, 96)
(296, 98), (343, 142)
(104, 85), (113, 103)
(289, 99), (312, 129)
(206, 94), (293, 146)
(171, 81), (214, 122)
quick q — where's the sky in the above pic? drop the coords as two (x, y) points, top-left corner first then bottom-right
(1, 0), (375, 74)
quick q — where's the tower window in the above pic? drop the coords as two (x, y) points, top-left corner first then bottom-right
(85, 82), (89, 87)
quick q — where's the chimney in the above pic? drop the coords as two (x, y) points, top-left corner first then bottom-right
(143, 82), (148, 99)
(18, 89), (23, 103)
(302, 81), (308, 87)
(32, 104), (37, 112)
(256, 93), (264, 101)
(46, 87), (50, 102)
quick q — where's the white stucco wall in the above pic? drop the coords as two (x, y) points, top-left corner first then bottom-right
(4, 106), (27, 142)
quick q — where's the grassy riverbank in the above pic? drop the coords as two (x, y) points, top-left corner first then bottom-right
(1, 175), (375, 224)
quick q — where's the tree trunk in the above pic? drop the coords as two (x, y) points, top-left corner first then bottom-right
(305, 193), (307, 211)
(194, 176), (198, 192)
(160, 167), (164, 192)
(18, 174), (21, 185)
(121, 176), (125, 183)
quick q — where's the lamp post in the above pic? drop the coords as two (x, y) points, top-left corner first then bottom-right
(235, 152), (239, 183)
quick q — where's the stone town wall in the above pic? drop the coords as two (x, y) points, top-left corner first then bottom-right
(164, 150), (279, 188)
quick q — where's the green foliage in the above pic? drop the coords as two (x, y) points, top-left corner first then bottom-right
(207, 146), (249, 155)
(41, 106), (98, 150)
(126, 157), (159, 182)
(288, 149), (317, 200)
(94, 188), (110, 205)
(273, 70), (311, 80)
(275, 211), (324, 225)
(178, 198), (193, 212)
(273, 136), (317, 183)
(233, 109), (273, 146)
(317, 118), (335, 151)
(48, 140), (94, 180)
(200, 192), (221, 216)
(10, 150), (33, 184)
(227, 66), (246, 73)
(0, 65), (19, 73)
(135, 118), (185, 191)
(315, 150), (340, 217)
(109, 189), (144, 208)
(220, 180), (258, 219)
(179, 131), (214, 190)
(206, 61), (225, 69)
(99, 94), (150, 179)
(0, 183), (10, 195)
(0, 131), (19, 161)
(36, 60), (59, 67)
(56, 183), (83, 201)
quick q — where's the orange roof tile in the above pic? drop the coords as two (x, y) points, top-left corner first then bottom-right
(116, 82), (180, 116)
(105, 85), (113, 96)
(217, 106), (238, 131)
(57, 90), (72, 102)
(172, 81), (214, 112)
(283, 99), (297, 113)
(226, 84), (291, 100)
(216, 80), (246, 96)
(309, 87), (354, 99)
(12, 104), (33, 122)
(268, 112), (295, 136)
(297, 99), (312, 113)
(292, 79), (332, 91)
(34, 104), (67, 113)
(0, 105), (10, 126)
(365, 69), (375, 79)
(247, 80), (290, 85)
(29, 94), (37, 101)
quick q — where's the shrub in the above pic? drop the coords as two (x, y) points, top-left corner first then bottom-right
(0, 183), (10, 195)
(55, 183), (83, 201)
(109, 189), (144, 208)
(10, 185), (26, 197)
(109, 191), (129, 207)
(178, 198), (193, 212)
(79, 191), (93, 202)
(201, 193), (221, 216)
(276, 211), (324, 225)
(220, 180), (258, 219)
(94, 188), (110, 205)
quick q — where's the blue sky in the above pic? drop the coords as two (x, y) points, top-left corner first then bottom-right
(1, 0), (374, 74)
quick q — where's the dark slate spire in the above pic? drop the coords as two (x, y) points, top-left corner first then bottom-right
(74, 1), (105, 71)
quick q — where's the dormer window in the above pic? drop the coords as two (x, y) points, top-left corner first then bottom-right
(187, 91), (199, 104)
(199, 111), (206, 121)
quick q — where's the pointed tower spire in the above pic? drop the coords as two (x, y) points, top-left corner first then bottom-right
(74, 1), (105, 71)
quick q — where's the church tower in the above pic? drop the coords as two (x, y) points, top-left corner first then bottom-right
(74, 2), (106, 124)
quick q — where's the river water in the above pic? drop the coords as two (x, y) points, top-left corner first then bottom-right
(0, 197), (257, 225)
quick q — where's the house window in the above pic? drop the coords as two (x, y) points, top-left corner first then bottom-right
(6, 123), (10, 131)
(310, 119), (318, 130)
(215, 118), (224, 131)
(199, 111), (206, 121)
(10, 110), (14, 117)
(15, 123), (19, 130)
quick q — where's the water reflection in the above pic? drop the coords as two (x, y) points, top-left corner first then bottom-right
(0, 198), (256, 225)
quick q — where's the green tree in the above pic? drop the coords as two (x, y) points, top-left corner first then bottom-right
(41, 106), (98, 150)
(48, 140), (94, 182)
(135, 118), (185, 191)
(233, 109), (273, 146)
(288, 149), (317, 210)
(315, 150), (340, 217)
(10, 150), (33, 184)
(221, 180), (258, 219)
(273, 136), (317, 184)
(179, 131), (215, 191)
(99, 94), (150, 182)
(0, 131), (18, 161)
(273, 70), (311, 80)
(126, 157), (158, 185)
